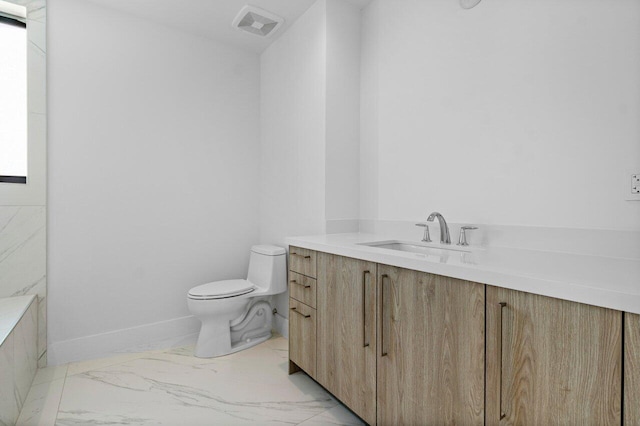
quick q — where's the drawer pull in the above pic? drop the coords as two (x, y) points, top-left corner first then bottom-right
(290, 280), (311, 289)
(363, 270), (370, 348)
(291, 252), (312, 259)
(290, 307), (311, 318)
(499, 301), (507, 420)
(381, 274), (389, 357)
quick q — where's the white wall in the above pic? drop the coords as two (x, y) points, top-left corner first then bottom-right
(361, 0), (640, 230)
(259, 0), (327, 250)
(48, 0), (261, 364)
(260, 0), (361, 333)
(45, 0), (640, 362)
(359, 0), (379, 221)
(325, 0), (361, 222)
(260, 0), (327, 329)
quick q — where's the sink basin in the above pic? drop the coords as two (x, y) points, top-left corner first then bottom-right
(359, 240), (472, 255)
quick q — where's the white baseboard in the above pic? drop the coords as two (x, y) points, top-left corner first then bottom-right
(273, 313), (288, 338)
(47, 315), (201, 366)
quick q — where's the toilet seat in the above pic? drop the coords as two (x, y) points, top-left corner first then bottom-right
(188, 279), (256, 300)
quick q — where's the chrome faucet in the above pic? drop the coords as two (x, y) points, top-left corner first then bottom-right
(427, 212), (451, 244)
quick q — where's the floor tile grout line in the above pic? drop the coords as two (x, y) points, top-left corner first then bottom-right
(65, 353), (151, 378)
(62, 345), (216, 376)
(54, 365), (69, 424)
(293, 400), (343, 426)
(294, 407), (329, 426)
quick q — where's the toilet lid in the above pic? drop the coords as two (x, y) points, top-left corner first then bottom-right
(188, 279), (256, 300)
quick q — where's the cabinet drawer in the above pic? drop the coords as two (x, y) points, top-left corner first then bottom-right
(289, 298), (316, 377)
(289, 272), (317, 308)
(289, 246), (316, 278)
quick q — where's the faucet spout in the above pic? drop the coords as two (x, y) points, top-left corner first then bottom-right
(427, 212), (451, 244)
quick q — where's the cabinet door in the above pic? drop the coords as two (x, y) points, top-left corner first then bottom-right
(486, 286), (622, 425)
(317, 253), (377, 425)
(626, 313), (640, 425)
(289, 298), (316, 377)
(377, 265), (485, 426)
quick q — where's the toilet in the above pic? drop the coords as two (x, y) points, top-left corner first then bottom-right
(187, 245), (286, 358)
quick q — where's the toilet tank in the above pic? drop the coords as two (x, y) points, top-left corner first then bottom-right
(247, 245), (287, 295)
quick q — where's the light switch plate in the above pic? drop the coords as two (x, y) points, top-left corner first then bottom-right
(626, 171), (640, 201)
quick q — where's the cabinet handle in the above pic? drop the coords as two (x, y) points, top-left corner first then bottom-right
(381, 274), (389, 357)
(363, 270), (370, 348)
(499, 301), (507, 420)
(290, 307), (311, 319)
(290, 280), (311, 289)
(291, 252), (311, 259)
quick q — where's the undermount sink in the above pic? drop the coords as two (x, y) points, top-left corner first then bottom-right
(358, 240), (472, 255)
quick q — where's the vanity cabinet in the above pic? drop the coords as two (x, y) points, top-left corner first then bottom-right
(376, 265), (485, 426)
(486, 286), (622, 425)
(288, 245), (630, 426)
(316, 253), (377, 425)
(626, 313), (640, 425)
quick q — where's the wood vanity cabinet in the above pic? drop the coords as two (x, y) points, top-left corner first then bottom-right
(288, 246), (631, 426)
(376, 265), (485, 426)
(626, 313), (640, 425)
(486, 286), (622, 425)
(316, 253), (377, 425)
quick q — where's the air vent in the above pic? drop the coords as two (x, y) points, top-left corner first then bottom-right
(459, 0), (482, 9)
(232, 5), (284, 38)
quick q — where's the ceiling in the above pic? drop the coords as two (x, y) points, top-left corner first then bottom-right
(85, 0), (371, 54)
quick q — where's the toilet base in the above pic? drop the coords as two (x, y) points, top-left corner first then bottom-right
(194, 326), (271, 358)
(193, 300), (273, 358)
(230, 333), (271, 355)
(194, 321), (232, 358)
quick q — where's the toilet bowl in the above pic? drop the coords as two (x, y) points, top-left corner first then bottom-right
(187, 245), (286, 358)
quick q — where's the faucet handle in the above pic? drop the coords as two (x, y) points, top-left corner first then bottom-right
(415, 223), (432, 243)
(457, 226), (478, 246)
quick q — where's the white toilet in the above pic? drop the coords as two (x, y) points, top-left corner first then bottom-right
(187, 245), (286, 358)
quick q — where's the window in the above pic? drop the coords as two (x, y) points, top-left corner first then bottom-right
(0, 13), (27, 184)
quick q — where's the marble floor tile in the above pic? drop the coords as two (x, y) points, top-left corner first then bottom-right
(65, 351), (150, 377)
(56, 354), (337, 424)
(15, 336), (365, 426)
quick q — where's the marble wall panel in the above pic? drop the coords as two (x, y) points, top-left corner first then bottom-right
(0, 206), (47, 366)
(0, 297), (38, 424)
(0, 333), (18, 426)
(14, 301), (38, 410)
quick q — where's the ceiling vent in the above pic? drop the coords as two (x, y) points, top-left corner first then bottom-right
(232, 5), (284, 38)
(459, 0), (482, 9)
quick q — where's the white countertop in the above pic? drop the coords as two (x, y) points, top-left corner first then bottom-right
(286, 233), (640, 315)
